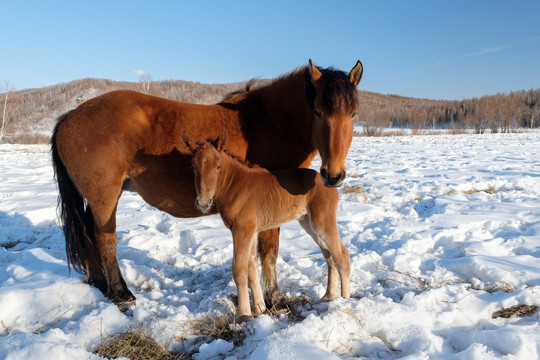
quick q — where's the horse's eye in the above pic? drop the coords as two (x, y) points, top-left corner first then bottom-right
(314, 110), (322, 118)
(351, 112), (357, 119)
(216, 165), (221, 170)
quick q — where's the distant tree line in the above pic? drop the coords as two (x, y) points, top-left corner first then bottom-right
(357, 88), (540, 134)
(0, 77), (539, 143)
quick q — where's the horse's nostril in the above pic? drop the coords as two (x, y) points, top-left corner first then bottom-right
(320, 169), (346, 188)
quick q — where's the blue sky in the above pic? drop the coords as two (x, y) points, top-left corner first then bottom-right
(1, 1), (539, 100)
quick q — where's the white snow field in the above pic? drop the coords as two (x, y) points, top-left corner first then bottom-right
(1, 132), (540, 359)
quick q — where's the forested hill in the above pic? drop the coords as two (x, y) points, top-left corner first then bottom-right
(1, 77), (539, 143)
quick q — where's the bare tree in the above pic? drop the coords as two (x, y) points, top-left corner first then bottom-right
(1, 81), (18, 143)
(138, 72), (153, 94)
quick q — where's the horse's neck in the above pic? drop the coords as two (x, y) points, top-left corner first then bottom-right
(214, 153), (252, 201)
(241, 69), (317, 168)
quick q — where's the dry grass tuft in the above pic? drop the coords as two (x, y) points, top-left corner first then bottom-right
(1, 240), (20, 249)
(462, 186), (501, 195)
(493, 304), (538, 319)
(95, 326), (188, 360)
(342, 184), (369, 202)
(191, 310), (246, 346)
(265, 293), (311, 322)
(483, 281), (517, 294)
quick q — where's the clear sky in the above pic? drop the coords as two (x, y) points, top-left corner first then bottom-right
(1, 0), (539, 100)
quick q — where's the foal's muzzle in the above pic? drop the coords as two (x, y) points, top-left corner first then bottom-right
(195, 197), (213, 213)
(320, 168), (346, 188)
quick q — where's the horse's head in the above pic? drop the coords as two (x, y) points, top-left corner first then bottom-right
(183, 131), (227, 213)
(307, 59), (363, 188)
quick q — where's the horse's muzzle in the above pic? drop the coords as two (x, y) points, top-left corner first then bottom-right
(195, 198), (213, 213)
(320, 168), (346, 188)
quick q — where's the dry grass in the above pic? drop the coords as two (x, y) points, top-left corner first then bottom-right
(265, 293), (311, 322)
(462, 186), (501, 195)
(1, 240), (20, 249)
(483, 281), (517, 294)
(1, 133), (50, 144)
(356, 128), (407, 137)
(342, 184), (369, 202)
(95, 326), (188, 360)
(189, 292), (311, 348)
(190, 310), (246, 346)
(493, 304), (538, 319)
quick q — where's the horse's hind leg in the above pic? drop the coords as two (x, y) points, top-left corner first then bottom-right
(81, 207), (108, 294)
(298, 216), (339, 301)
(86, 182), (135, 306)
(258, 228), (281, 307)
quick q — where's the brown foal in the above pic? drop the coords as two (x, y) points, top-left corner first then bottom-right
(184, 132), (350, 320)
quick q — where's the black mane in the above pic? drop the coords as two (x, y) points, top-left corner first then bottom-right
(318, 67), (359, 114)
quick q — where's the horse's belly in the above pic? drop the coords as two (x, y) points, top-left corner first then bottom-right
(257, 207), (307, 231)
(128, 156), (215, 218)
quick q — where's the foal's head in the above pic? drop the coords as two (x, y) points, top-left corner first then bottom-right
(183, 132), (226, 213)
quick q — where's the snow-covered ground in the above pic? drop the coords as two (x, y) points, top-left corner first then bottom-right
(1, 133), (540, 359)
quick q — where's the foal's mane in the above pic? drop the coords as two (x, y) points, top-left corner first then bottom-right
(223, 149), (258, 168)
(195, 141), (258, 168)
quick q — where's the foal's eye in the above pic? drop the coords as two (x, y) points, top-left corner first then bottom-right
(216, 165), (221, 170)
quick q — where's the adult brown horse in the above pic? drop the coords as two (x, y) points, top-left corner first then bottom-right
(51, 59), (363, 307)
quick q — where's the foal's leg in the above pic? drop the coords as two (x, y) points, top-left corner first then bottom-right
(248, 233), (266, 316)
(232, 225), (257, 321)
(258, 228), (281, 307)
(298, 216), (339, 300)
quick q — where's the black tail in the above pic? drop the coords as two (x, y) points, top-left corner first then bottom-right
(51, 111), (97, 274)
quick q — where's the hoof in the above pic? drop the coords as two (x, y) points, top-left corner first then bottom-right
(264, 287), (281, 309)
(117, 299), (136, 314)
(110, 289), (137, 313)
(320, 293), (338, 302)
(236, 315), (252, 323)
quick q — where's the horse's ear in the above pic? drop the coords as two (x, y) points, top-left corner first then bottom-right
(182, 132), (194, 152)
(308, 59), (322, 82)
(348, 60), (363, 87)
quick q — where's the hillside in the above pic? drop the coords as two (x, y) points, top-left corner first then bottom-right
(1, 77), (539, 143)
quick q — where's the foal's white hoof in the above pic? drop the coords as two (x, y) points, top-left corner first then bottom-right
(320, 294), (338, 302)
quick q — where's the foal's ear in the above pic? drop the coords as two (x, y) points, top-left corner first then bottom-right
(348, 60), (363, 87)
(308, 59), (322, 82)
(182, 132), (194, 152)
(214, 129), (227, 151)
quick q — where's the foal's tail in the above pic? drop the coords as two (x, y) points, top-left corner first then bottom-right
(51, 111), (96, 274)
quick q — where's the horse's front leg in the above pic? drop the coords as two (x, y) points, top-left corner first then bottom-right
(248, 233), (266, 316)
(232, 225), (257, 321)
(258, 228), (280, 307)
(298, 216), (339, 301)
